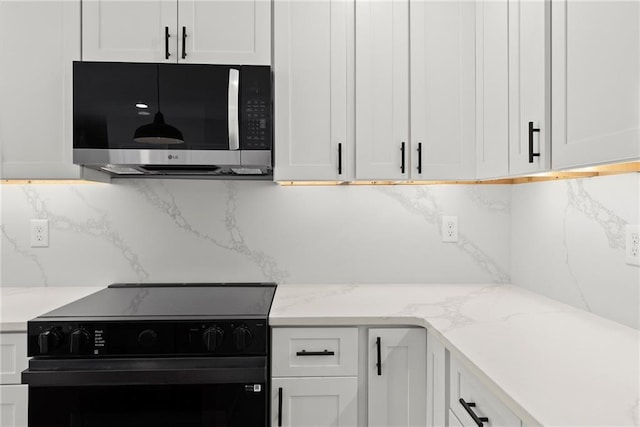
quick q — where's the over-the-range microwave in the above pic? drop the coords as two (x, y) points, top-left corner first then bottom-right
(73, 61), (272, 179)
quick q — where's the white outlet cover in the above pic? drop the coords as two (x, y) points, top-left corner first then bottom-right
(30, 219), (49, 248)
(442, 215), (458, 243)
(625, 225), (639, 266)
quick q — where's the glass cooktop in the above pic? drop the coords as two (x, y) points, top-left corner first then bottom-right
(37, 283), (277, 318)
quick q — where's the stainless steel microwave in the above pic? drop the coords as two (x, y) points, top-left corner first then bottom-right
(73, 62), (272, 178)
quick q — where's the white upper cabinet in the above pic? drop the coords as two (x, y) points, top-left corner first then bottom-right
(273, 0), (353, 181)
(355, 0), (476, 181)
(82, 1), (176, 63)
(0, 0), (104, 180)
(410, 0), (476, 180)
(475, 0), (509, 179)
(355, 0), (410, 181)
(82, 0), (271, 65)
(178, 0), (270, 65)
(508, 0), (550, 175)
(551, 0), (639, 169)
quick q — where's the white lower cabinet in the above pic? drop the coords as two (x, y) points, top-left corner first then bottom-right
(272, 377), (358, 427)
(449, 355), (521, 427)
(0, 385), (28, 427)
(426, 333), (446, 427)
(0, 333), (28, 427)
(368, 328), (426, 427)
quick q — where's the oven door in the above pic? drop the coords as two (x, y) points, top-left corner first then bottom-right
(22, 357), (267, 427)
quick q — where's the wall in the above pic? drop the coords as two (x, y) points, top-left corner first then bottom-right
(0, 181), (511, 287)
(1, 174), (638, 329)
(511, 173), (640, 329)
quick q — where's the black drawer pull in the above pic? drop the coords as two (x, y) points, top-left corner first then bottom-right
(400, 142), (406, 173)
(376, 337), (381, 376)
(459, 398), (489, 427)
(182, 26), (187, 59)
(164, 26), (170, 60)
(528, 121), (541, 163)
(417, 142), (423, 174)
(278, 387), (283, 427)
(338, 143), (343, 175)
(296, 349), (335, 356)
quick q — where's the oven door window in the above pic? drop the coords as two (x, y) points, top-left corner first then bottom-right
(28, 383), (266, 427)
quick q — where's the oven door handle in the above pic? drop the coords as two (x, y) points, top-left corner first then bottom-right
(22, 356), (267, 387)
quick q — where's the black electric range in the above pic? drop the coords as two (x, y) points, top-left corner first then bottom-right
(22, 283), (277, 427)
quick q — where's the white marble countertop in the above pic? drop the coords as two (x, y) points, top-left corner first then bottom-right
(270, 284), (640, 427)
(0, 287), (103, 332)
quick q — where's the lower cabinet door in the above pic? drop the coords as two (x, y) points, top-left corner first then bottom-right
(0, 385), (28, 427)
(272, 377), (357, 427)
(368, 328), (426, 427)
(448, 409), (464, 427)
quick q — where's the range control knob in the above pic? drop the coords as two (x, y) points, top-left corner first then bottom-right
(137, 329), (157, 347)
(202, 326), (224, 352)
(232, 325), (253, 351)
(69, 328), (91, 354)
(38, 327), (64, 355)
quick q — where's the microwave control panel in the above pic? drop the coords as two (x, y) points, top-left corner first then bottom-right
(241, 66), (272, 150)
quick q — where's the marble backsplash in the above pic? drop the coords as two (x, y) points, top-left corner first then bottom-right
(1, 173), (638, 329)
(0, 181), (511, 287)
(511, 173), (640, 329)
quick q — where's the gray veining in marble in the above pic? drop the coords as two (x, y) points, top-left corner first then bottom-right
(131, 180), (288, 283)
(465, 187), (511, 213)
(21, 186), (149, 281)
(0, 225), (49, 286)
(378, 186), (510, 284)
(566, 180), (627, 249)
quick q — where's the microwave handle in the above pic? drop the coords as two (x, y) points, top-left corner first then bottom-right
(228, 68), (240, 150)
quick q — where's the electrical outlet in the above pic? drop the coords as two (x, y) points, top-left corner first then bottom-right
(30, 219), (49, 248)
(625, 225), (639, 266)
(442, 216), (458, 242)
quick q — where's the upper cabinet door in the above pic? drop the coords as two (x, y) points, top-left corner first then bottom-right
(0, 0), (82, 179)
(273, 0), (353, 182)
(410, 0), (476, 180)
(551, 0), (639, 169)
(508, 0), (550, 175)
(475, 0), (509, 179)
(82, 0), (177, 62)
(355, 0), (409, 181)
(178, 0), (271, 65)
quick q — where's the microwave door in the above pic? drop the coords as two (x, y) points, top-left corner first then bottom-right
(161, 64), (232, 151)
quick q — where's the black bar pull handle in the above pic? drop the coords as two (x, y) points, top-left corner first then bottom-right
(459, 398), (489, 427)
(338, 143), (343, 175)
(181, 26), (187, 59)
(164, 27), (171, 60)
(376, 336), (382, 376)
(296, 349), (335, 356)
(400, 142), (406, 174)
(278, 387), (283, 427)
(528, 121), (541, 163)
(417, 142), (423, 174)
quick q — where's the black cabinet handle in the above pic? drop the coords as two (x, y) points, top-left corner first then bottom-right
(400, 142), (406, 174)
(296, 349), (335, 356)
(376, 337), (381, 376)
(181, 26), (187, 59)
(417, 142), (423, 174)
(528, 121), (541, 163)
(278, 387), (283, 427)
(338, 143), (343, 175)
(459, 398), (489, 427)
(164, 27), (170, 60)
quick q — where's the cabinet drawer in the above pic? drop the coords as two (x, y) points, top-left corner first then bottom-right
(450, 356), (521, 427)
(0, 333), (27, 385)
(272, 328), (358, 377)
